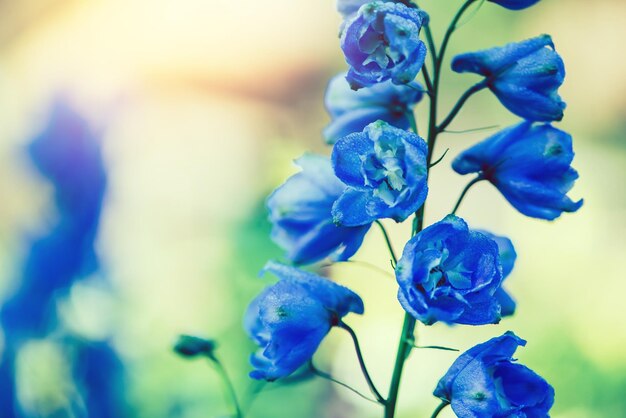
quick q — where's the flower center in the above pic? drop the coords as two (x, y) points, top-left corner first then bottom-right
(362, 135), (408, 205)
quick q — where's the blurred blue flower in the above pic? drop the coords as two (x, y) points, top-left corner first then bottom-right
(244, 262), (363, 381)
(477, 230), (516, 317)
(323, 72), (423, 144)
(341, 2), (428, 89)
(1, 100), (107, 336)
(452, 35), (566, 121)
(72, 340), (128, 418)
(331, 121), (428, 226)
(452, 122), (583, 220)
(488, 0), (541, 10)
(0, 98), (128, 417)
(267, 153), (371, 265)
(434, 332), (554, 417)
(395, 215), (505, 325)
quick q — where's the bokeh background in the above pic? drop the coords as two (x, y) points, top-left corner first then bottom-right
(0, 0), (625, 417)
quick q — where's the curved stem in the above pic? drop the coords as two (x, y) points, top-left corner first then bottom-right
(211, 358), (243, 418)
(436, 0), (477, 75)
(339, 322), (386, 404)
(451, 176), (483, 215)
(309, 361), (380, 405)
(375, 220), (398, 265)
(428, 148), (449, 168)
(413, 345), (459, 352)
(421, 64), (434, 94)
(437, 81), (487, 133)
(431, 401), (450, 418)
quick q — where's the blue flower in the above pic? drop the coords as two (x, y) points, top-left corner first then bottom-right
(452, 122), (583, 220)
(331, 121), (428, 226)
(341, 2), (428, 89)
(244, 262), (364, 381)
(395, 215), (505, 325)
(488, 0), (541, 10)
(0, 98), (109, 416)
(2, 99), (106, 337)
(477, 230), (516, 317)
(434, 332), (554, 418)
(337, 0), (371, 20)
(452, 35), (566, 121)
(267, 154), (371, 265)
(323, 72), (423, 144)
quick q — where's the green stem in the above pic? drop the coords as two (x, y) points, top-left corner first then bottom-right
(436, 0), (477, 76)
(451, 176), (483, 215)
(431, 401), (450, 418)
(375, 220), (398, 265)
(422, 64), (434, 95)
(437, 81), (487, 133)
(385, 2), (481, 417)
(384, 314), (416, 418)
(309, 361), (380, 404)
(211, 358), (243, 418)
(339, 322), (386, 404)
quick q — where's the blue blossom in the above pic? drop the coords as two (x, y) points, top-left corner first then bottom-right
(0, 99), (115, 416)
(477, 230), (516, 317)
(72, 340), (129, 418)
(452, 122), (583, 220)
(452, 35), (566, 121)
(488, 0), (541, 10)
(337, 0), (371, 20)
(323, 72), (423, 144)
(267, 154), (371, 265)
(1, 99), (106, 337)
(434, 332), (554, 418)
(331, 120), (428, 226)
(395, 215), (505, 325)
(244, 262), (364, 381)
(341, 1), (428, 89)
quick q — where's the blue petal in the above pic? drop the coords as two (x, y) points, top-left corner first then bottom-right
(452, 35), (553, 76)
(488, 0), (541, 10)
(434, 331), (525, 400)
(332, 131), (374, 187)
(332, 188), (383, 227)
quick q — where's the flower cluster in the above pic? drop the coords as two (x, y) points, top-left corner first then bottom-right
(236, 0), (580, 416)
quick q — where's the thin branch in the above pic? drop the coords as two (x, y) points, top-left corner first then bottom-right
(339, 322), (387, 404)
(437, 81), (487, 133)
(413, 345), (459, 352)
(451, 176), (483, 215)
(443, 124), (499, 134)
(325, 260), (394, 279)
(428, 148), (449, 168)
(308, 361), (381, 405)
(211, 359), (243, 418)
(431, 401), (451, 418)
(375, 220), (398, 265)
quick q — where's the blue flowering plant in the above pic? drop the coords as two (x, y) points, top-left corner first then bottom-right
(176, 0), (582, 417)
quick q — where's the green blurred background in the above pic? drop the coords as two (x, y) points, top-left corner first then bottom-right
(0, 0), (624, 416)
